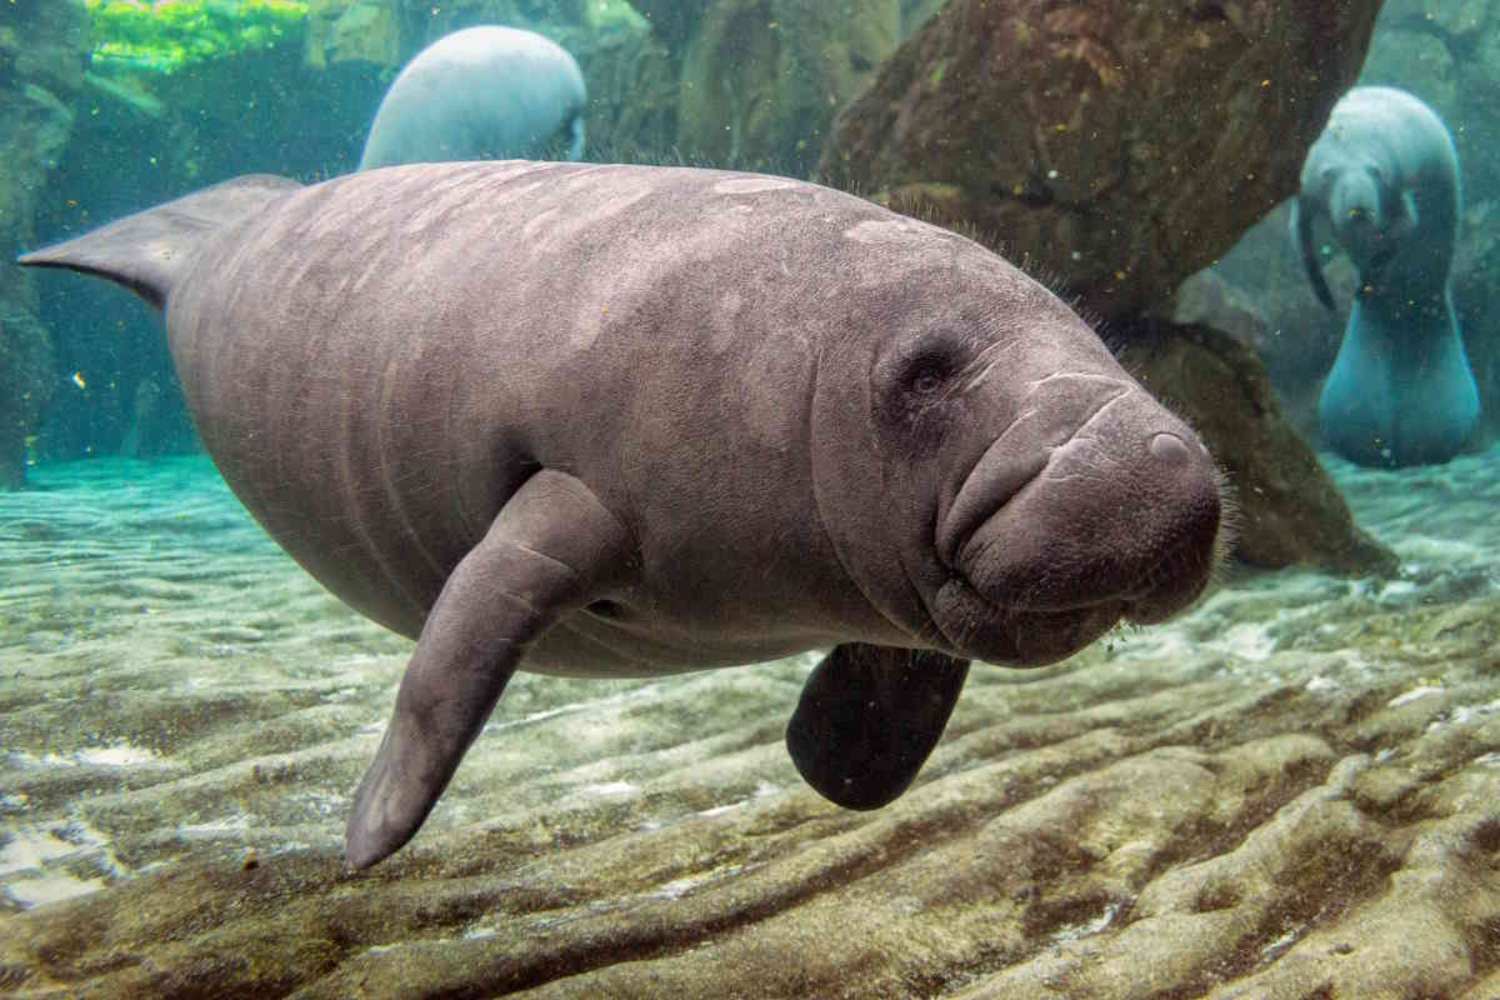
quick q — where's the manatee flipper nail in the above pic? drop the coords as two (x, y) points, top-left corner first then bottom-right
(1291, 195), (1335, 311)
(345, 470), (631, 869)
(786, 644), (969, 810)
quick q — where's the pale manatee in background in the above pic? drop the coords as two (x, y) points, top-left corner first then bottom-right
(1292, 85), (1479, 467)
(359, 26), (587, 169)
(20, 162), (1224, 871)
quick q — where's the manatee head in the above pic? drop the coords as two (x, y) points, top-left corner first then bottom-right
(1328, 164), (1384, 230)
(1325, 162), (1396, 268)
(1301, 128), (1412, 280)
(811, 238), (1224, 666)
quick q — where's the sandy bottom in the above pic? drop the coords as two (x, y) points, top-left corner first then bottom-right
(2, 447), (1500, 996)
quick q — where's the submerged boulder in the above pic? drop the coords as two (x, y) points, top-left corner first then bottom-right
(820, 0), (1383, 320)
(0, 0), (88, 488)
(631, 0), (900, 173)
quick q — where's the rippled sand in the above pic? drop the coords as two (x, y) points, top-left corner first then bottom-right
(2, 449), (1499, 996)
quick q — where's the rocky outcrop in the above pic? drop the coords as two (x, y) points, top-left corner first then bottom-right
(305, 0), (401, 68)
(0, 311), (53, 490)
(820, 0), (1383, 321)
(621, 0), (712, 58)
(628, 0), (899, 173)
(674, 0), (899, 173)
(0, 0), (88, 488)
(3, 453), (1499, 995)
(1176, 246), (1351, 438)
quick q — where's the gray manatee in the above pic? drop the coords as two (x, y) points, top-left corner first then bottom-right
(20, 162), (1224, 869)
(1292, 85), (1479, 467)
(359, 26), (586, 169)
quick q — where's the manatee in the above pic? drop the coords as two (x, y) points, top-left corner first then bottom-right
(1292, 85), (1479, 467)
(359, 26), (587, 169)
(20, 162), (1225, 869)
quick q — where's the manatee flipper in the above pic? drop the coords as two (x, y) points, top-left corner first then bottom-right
(1395, 189), (1420, 237)
(1366, 190), (1420, 282)
(1292, 195), (1335, 311)
(786, 644), (969, 810)
(345, 470), (632, 869)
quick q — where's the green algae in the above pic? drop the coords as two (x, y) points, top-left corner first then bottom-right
(87, 0), (308, 75)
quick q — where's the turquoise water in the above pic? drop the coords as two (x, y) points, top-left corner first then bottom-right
(6, 1), (1500, 995)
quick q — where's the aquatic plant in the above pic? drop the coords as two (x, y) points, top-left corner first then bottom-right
(86, 0), (309, 75)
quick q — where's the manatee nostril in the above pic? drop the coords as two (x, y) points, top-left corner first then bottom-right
(1148, 432), (1191, 466)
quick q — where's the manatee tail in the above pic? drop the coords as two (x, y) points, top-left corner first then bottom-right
(18, 174), (302, 309)
(1290, 195), (1335, 311)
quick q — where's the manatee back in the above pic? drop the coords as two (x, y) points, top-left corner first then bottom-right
(358, 26), (587, 169)
(148, 162), (988, 648)
(25, 162), (1030, 656)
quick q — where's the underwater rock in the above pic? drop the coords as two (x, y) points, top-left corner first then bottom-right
(899, 0), (947, 38)
(1381, 0), (1491, 38)
(624, 0), (713, 57)
(0, 310), (53, 491)
(0, 0), (87, 488)
(634, 0), (900, 173)
(1183, 211), (1354, 438)
(304, 0), (400, 69)
(820, 0), (1382, 321)
(1117, 319), (1397, 576)
(558, 19), (676, 159)
(1365, 26), (1457, 111)
(1173, 264), (1338, 440)
(4, 452), (1500, 995)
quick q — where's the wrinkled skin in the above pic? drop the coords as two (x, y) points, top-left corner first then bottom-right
(1293, 86), (1479, 466)
(21, 162), (1223, 868)
(359, 26), (587, 169)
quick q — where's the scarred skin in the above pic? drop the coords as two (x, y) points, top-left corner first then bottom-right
(21, 162), (1223, 869)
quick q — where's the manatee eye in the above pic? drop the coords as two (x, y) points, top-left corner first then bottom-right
(908, 361), (949, 396)
(877, 339), (970, 444)
(901, 351), (958, 399)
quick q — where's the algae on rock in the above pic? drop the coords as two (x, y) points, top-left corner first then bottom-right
(628, 0), (898, 174)
(820, 0), (1382, 321)
(0, 0), (89, 489)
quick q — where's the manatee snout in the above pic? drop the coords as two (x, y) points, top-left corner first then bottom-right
(1328, 167), (1395, 268)
(937, 380), (1222, 663)
(1330, 167), (1384, 230)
